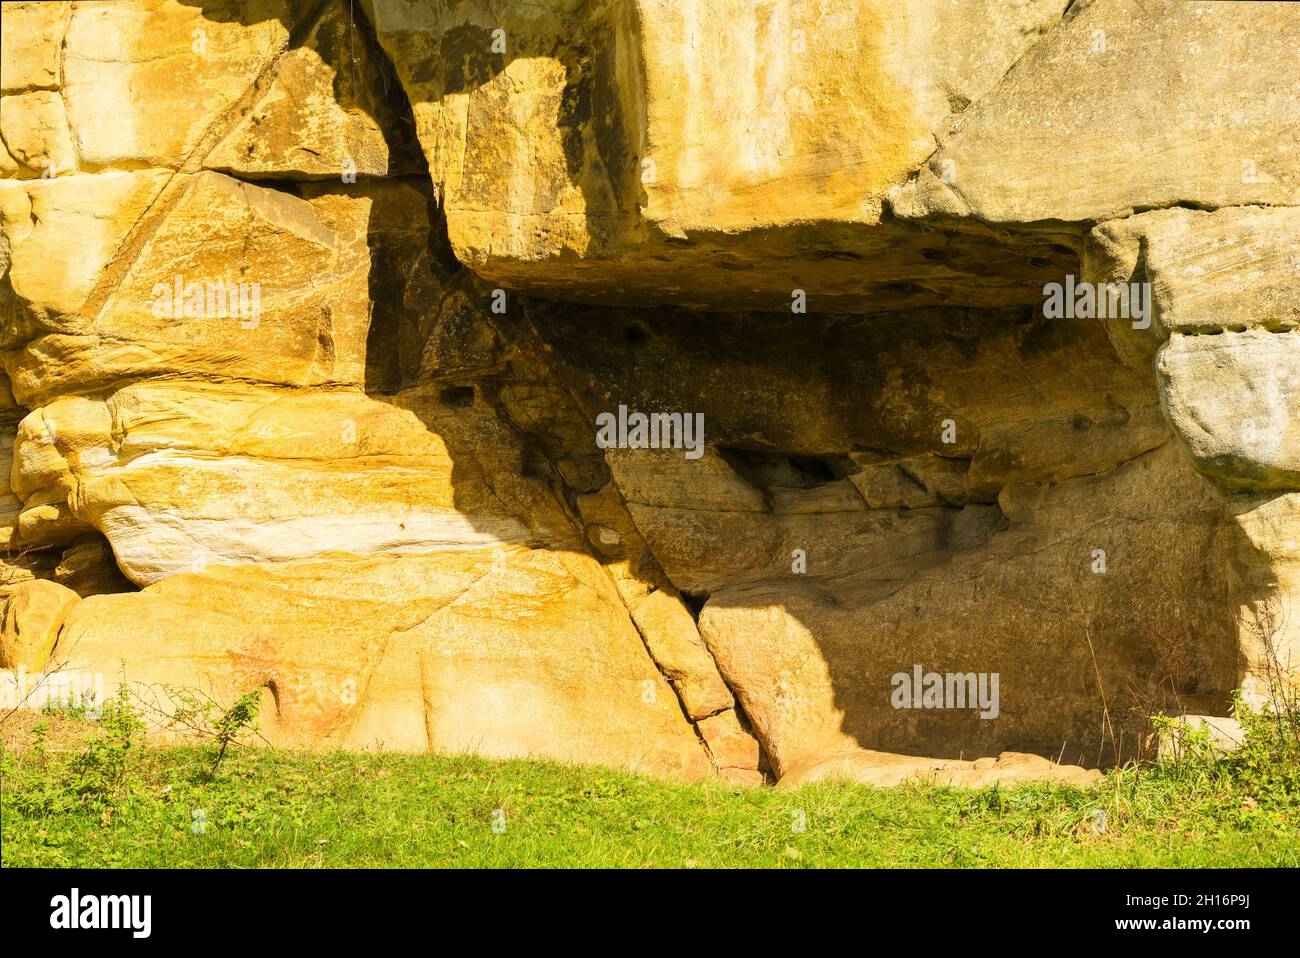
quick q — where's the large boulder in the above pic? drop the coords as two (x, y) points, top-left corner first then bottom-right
(0, 578), (79, 671)
(361, 0), (1077, 312)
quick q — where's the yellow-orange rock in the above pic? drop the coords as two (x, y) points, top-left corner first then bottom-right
(1, 577), (79, 671)
(1, 0), (1295, 790)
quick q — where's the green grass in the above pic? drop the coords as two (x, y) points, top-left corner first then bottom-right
(2, 710), (1296, 868)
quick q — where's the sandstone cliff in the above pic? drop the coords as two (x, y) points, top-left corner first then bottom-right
(1, 0), (1296, 788)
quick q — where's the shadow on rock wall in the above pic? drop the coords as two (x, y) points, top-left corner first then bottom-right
(154, 0), (1255, 778)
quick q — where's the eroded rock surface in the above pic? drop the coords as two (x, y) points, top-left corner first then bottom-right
(1, 0), (1296, 788)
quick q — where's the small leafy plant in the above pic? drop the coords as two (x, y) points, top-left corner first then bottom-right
(64, 685), (142, 815)
(1225, 695), (1300, 800)
(148, 685), (265, 780)
(207, 691), (263, 780)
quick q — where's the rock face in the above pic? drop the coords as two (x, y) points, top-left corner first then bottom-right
(1, 0), (1296, 788)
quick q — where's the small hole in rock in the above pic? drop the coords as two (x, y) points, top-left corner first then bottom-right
(440, 385), (475, 408)
(680, 591), (709, 621)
